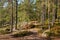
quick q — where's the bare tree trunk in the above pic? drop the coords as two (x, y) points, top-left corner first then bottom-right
(15, 0), (18, 30)
(52, 6), (55, 26)
(58, 0), (60, 23)
(55, 0), (58, 19)
(51, 0), (58, 26)
(40, 0), (46, 30)
(47, 0), (50, 30)
(10, 0), (13, 32)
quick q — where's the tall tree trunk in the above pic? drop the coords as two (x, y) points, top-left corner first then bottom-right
(15, 0), (18, 29)
(58, 0), (60, 23)
(41, 0), (46, 30)
(52, 0), (58, 26)
(55, 0), (58, 19)
(47, 0), (50, 30)
(11, 0), (13, 32)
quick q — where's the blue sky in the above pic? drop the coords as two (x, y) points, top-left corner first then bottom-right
(3, 0), (23, 7)
(3, 2), (8, 7)
(18, 0), (24, 4)
(18, 0), (36, 4)
(3, 0), (36, 7)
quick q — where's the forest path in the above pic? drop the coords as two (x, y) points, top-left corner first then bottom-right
(0, 28), (60, 40)
(0, 28), (48, 40)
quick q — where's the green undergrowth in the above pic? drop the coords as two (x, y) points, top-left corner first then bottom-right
(0, 27), (10, 34)
(12, 30), (33, 37)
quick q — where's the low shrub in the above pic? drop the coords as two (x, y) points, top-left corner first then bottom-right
(38, 30), (44, 33)
(45, 31), (55, 36)
(44, 29), (60, 37)
(42, 26), (48, 30)
(0, 28), (10, 34)
(55, 23), (60, 26)
(29, 24), (36, 28)
(12, 31), (33, 37)
(5, 28), (10, 31)
(54, 30), (60, 36)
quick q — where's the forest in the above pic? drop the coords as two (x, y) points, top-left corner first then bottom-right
(0, 0), (60, 40)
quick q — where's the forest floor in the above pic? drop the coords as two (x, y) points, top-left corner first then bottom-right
(0, 33), (48, 40)
(0, 28), (60, 40)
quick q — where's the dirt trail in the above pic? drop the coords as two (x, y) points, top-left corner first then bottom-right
(0, 33), (49, 40)
(0, 28), (47, 40)
(0, 28), (60, 40)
